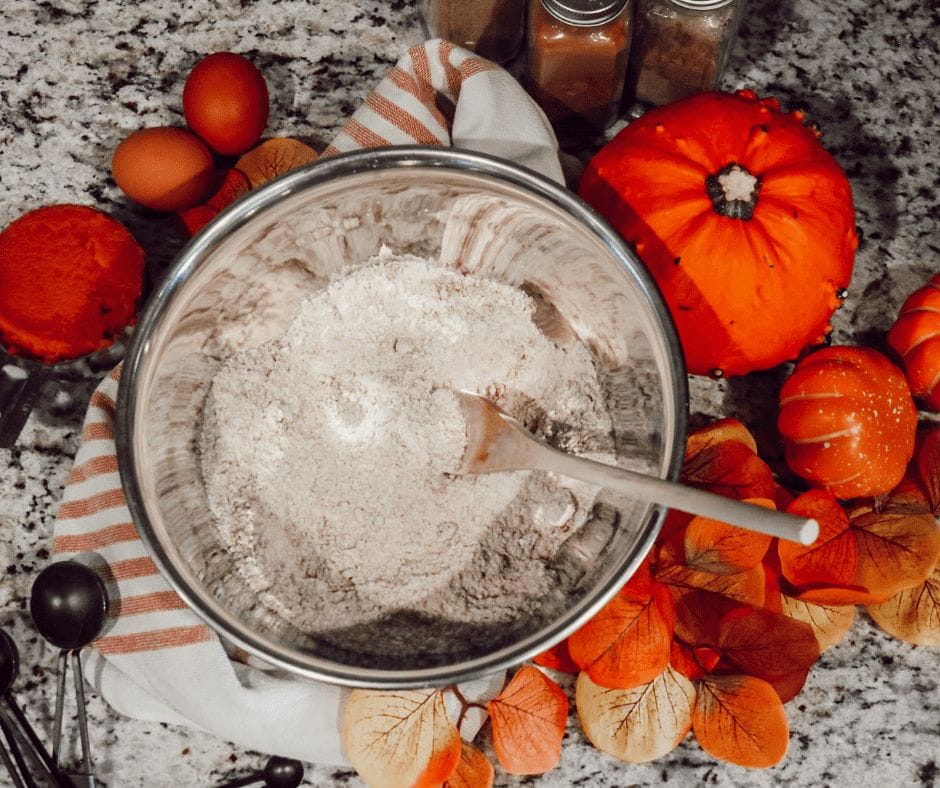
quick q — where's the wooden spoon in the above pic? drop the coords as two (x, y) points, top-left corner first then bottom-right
(454, 391), (818, 546)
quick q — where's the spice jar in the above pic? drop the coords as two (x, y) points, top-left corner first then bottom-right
(420, 0), (526, 63)
(526, 0), (634, 137)
(628, 0), (747, 106)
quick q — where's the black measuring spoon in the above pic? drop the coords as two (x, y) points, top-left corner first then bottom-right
(30, 561), (109, 787)
(0, 628), (64, 787)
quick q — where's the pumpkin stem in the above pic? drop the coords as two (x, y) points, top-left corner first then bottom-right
(706, 163), (762, 220)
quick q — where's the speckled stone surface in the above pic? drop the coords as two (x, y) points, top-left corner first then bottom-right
(0, 0), (938, 786)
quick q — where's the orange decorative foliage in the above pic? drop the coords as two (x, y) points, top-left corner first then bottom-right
(684, 500), (775, 574)
(791, 584), (889, 606)
(692, 675), (789, 768)
(657, 559), (766, 608)
(765, 668), (811, 704)
(683, 441), (777, 501)
(235, 137), (319, 188)
(865, 563), (940, 646)
(568, 583), (675, 689)
(780, 594), (855, 652)
(488, 666), (569, 775)
(342, 688), (461, 788)
(670, 641), (717, 681)
(779, 491), (858, 588)
(443, 741), (495, 788)
(672, 590), (737, 647)
(533, 639), (579, 674)
(846, 493), (940, 600)
(176, 167), (251, 238)
(717, 607), (820, 682)
(916, 428), (940, 514)
(686, 418), (758, 456)
(576, 667), (695, 763)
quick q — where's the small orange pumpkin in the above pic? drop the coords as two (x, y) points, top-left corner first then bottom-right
(887, 273), (940, 411)
(579, 90), (858, 377)
(777, 346), (917, 500)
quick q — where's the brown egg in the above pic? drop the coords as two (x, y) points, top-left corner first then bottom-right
(112, 127), (217, 212)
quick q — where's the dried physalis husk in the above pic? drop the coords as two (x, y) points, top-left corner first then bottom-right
(235, 137), (319, 188)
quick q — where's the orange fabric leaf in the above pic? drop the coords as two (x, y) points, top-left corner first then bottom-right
(235, 137), (319, 188)
(176, 167), (251, 237)
(684, 499), (775, 574)
(765, 668), (811, 704)
(568, 583), (675, 689)
(916, 428), (940, 514)
(342, 688), (461, 788)
(791, 584), (892, 606)
(488, 666), (569, 775)
(762, 558), (783, 613)
(443, 741), (494, 788)
(657, 560), (766, 608)
(533, 639), (579, 674)
(780, 594), (855, 652)
(847, 496), (940, 599)
(576, 666), (695, 763)
(692, 675), (789, 768)
(865, 563), (940, 646)
(686, 418), (758, 456)
(683, 441), (777, 501)
(718, 606), (820, 680)
(772, 484), (795, 512)
(670, 641), (708, 681)
(673, 590), (739, 647)
(779, 490), (857, 588)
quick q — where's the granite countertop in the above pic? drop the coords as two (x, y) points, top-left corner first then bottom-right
(1, 0), (938, 785)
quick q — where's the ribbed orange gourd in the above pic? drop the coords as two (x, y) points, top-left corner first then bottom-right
(778, 347), (917, 500)
(887, 273), (940, 411)
(579, 90), (858, 377)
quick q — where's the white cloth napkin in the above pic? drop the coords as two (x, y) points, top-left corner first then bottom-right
(52, 40), (563, 767)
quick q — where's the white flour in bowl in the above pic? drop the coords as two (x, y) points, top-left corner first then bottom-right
(199, 251), (616, 653)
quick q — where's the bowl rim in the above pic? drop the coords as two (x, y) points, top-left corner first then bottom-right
(116, 145), (689, 689)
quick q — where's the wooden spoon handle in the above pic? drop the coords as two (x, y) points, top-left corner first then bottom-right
(535, 444), (819, 546)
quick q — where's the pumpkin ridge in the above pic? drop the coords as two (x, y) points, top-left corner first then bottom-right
(817, 469), (864, 488)
(899, 325), (940, 356)
(787, 425), (862, 445)
(778, 392), (848, 406)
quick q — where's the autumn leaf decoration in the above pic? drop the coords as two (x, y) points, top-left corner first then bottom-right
(566, 419), (938, 770)
(342, 422), (939, 784)
(342, 667), (568, 787)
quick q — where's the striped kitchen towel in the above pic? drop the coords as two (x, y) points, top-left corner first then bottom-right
(51, 39), (562, 767)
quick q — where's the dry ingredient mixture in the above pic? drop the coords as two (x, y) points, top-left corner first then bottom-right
(421, 0), (525, 63)
(526, 0), (633, 133)
(628, 0), (743, 106)
(200, 252), (615, 653)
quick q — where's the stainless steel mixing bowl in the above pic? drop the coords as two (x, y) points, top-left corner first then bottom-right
(116, 147), (687, 689)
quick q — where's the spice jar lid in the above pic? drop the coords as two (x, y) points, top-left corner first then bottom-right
(668, 0), (736, 9)
(540, 0), (630, 26)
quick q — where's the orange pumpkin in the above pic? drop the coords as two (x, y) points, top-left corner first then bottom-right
(777, 346), (917, 500)
(578, 90), (858, 377)
(887, 273), (940, 411)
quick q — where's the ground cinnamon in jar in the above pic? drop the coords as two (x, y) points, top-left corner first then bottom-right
(421, 0), (526, 63)
(526, 0), (634, 137)
(628, 0), (746, 106)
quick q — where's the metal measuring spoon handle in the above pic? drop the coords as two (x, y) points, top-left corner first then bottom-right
(29, 562), (109, 785)
(213, 755), (305, 788)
